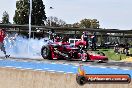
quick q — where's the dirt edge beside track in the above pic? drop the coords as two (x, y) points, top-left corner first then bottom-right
(0, 67), (131, 88)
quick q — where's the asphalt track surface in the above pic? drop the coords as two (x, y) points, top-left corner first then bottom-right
(0, 57), (132, 78)
(1, 56), (132, 70)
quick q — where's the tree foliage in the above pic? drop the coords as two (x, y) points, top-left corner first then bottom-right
(2, 11), (10, 24)
(13, 0), (47, 25)
(80, 19), (91, 28)
(90, 19), (100, 29)
(72, 18), (100, 29)
(45, 16), (66, 27)
(73, 22), (80, 28)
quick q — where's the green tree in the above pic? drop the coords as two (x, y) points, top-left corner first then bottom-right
(13, 0), (47, 25)
(90, 19), (100, 29)
(2, 11), (10, 24)
(73, 22), (80, 28)
(80, 18), (91, 28)
(79, 18), (100, 28)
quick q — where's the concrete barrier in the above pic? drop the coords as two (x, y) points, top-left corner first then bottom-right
(0, 67), (131, 88)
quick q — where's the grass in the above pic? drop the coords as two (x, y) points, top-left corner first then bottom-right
(96, 48), (132, 61)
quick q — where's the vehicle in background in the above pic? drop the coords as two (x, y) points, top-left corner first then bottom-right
(97, 42), (115, 49)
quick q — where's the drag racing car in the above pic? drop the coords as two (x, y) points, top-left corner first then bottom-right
(41, 38), (108, 62)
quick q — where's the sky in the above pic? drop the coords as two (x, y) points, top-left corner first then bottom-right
(0, 0), (132, 30)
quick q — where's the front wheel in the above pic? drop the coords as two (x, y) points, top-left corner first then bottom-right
(65, 53), (71, 61)
(81, 53), (89, 62)
(41, 46), (52, 60)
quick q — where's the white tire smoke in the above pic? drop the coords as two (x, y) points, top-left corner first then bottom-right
(1, 34), (50, 59)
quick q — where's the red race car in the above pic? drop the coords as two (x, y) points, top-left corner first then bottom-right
(41, 40), (108, 62)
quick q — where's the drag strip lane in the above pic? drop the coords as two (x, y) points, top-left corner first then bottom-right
(0, 59), (77, 74)
(0, 59), (132, 78)
(0, 56), (132, 70)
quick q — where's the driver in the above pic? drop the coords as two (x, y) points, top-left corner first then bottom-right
(62, 35), (69, 44)
(91, 32), (97, 51)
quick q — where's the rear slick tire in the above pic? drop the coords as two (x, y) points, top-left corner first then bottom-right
(41, 45), (52, 60)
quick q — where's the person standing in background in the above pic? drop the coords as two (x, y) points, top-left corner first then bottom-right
(91, 32), (97, 51)
(0, 28), (10, 58)
(81, 32), (89, 49)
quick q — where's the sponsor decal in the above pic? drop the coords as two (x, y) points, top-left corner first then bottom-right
(76, 65), (131, 85)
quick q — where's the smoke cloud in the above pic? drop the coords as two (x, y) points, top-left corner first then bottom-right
(0, 34), (50, 59)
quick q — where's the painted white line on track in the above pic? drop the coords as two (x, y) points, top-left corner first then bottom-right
(63, 64), (69, 65)
(15, 67), (22, 69)
(12, 59), (17, 61)
(88, 66), (95, 67)
(100, 66), (107, 69)
(112, 68), (118, 69)
(57, 71), (64, 73)
(123, 68), (130, 70)
(5, 66), (14, 68)
(35, 62), (41, 63)
(35, 69), (43, 71)
(51, 63), (56, 64)
(44, 68), (49, 69)
(48, 70), (55, 72)
(33, 69), (45, 72)
(72, 67), (77, 68)
(67, 72), (74, 74)
(22, 61), (29, 62)
(25, 68), (33, 70)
